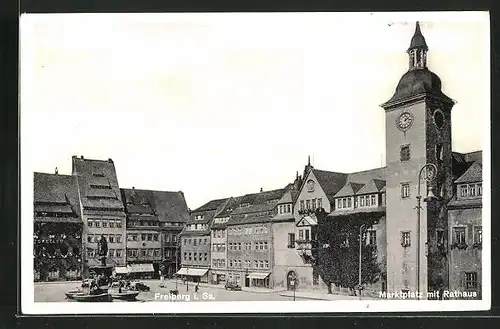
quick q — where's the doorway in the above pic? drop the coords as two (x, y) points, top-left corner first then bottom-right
(287, 271), (298, 291)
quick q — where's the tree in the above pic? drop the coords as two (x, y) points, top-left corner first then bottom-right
(317, 211), (383, 294)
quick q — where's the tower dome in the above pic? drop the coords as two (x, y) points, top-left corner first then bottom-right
(381, 22), (453, 109)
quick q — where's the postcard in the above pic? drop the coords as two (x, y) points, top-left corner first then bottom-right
(20, 11), (490, 314)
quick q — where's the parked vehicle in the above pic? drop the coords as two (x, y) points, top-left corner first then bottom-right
(224, 281), (242, 291)
(129, 281), (150, 292)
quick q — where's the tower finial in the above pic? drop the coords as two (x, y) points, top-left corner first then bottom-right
(308, 155), (311, 166)
(407, 21), (428, 70)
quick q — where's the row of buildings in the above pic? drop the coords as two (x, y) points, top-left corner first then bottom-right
(34, 156), (190, 281)
(33, 22), (483, 298)
(177, 22), (483, 297)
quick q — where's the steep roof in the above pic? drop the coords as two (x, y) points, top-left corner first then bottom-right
(455, 162), (482, 184)
(356, 179), (386, 195)
(71, 156), (125, 212)
(193, 198), (229, 213)
(230, 188), (285, 216)
(334, 182), (365, 198)
(346, 167), (387, 184)
(121, 188), (189, 222)
(310, 169), (348, 203)
(34, 172), (82, 223)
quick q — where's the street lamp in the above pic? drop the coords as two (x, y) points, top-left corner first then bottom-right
(358, 224), (366, 299)
(415, 163), (438, 300)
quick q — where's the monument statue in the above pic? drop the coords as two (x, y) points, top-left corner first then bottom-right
(97, 234), (108, 267)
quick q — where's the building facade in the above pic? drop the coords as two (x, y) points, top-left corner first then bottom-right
(72, 156), (127, 276)
(447, 153), (482, 297)
(226, 189), (285, 288)
(178, 198), (228, 283)
(33, 171), (83, 281)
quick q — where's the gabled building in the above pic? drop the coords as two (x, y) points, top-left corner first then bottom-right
(72, 156), (127, 276)
(34, 170), (83, 281)
(120, 188), (189, 278)
(178, 198), (229, 283)
(210, 196), (241, 284)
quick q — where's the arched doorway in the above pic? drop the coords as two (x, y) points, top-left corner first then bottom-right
(287, 271), (298, 291)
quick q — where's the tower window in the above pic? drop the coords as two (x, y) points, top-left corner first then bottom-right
(436, 144), (444, 162)
(401, 231), (411, 247)
(401, 183), (410, 199)
(400, 145), (411, 162)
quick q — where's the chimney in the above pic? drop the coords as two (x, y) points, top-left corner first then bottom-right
(260, 187), (263, 193)
(55, 167), (58, 175)
(108, 158), (113, 163)
(80, 155), (84, 159)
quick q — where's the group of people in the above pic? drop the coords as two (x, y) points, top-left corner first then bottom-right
(85, 272), (133, 295)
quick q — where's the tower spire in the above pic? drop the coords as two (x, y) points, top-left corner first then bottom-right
(407, 21), (428, 70)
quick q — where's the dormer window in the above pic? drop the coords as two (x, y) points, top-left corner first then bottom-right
(194, 214), (204, 221)
(239, 203), (250, 208)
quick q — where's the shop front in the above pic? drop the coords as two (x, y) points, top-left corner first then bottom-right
(211, 271), (226, 284)
(127, 263), (156, 279)
(248, 272), (271, 288)
(176, 267), (209, 283)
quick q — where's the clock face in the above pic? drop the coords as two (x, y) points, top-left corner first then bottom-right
(434, 109), (445, 129)
(396, 112), (414, 131)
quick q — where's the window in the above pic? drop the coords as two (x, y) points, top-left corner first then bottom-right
(95, 220), (101, 228)
(264, 241), (268, 250)
(337, 199), (342, 209)
(453, 227), (466, 244)
(116, 235), (121, 243)
(436, 229), (445, 248)
(469, 184), (476, 196)
(264, 260), (269, 269)
(306, 200), (311, 210)
(154, 249), (160, 257)
(204, 253), (208, 261)
(184, 252), (187, 260)
(477, 183), (482, 196)
(400, 144), (411, 162)
(102, 220), (108, 228)
(116, 249), (122, 257)
(204, 238), (208, 245)
(259, 260), (263, 268)
(370, 195), (376, 206)
(147, 234), (152, 241)
(238, 243), (241, 251)
(87, 235), (93, 243)
(141, 234), (146, 241)
(474, 226), (482, 245)
(401, 231), (411, 247)
(298, 230), (304, 241)
(360, 196), (365, 207)
(109, 220), (115, 228)
(87, 248), (94, 257)
(183, 238), (187, 245)
(193, 239), (197, 246)
(342, 199), (346, 208)
(401, 183), (410, 198)
(116, 220), (122, 228)
(368, 230), (377, 246)
(141, 249), (147, 257)
(188, 253), (192, 261)
(288, 233), (295, 248)
(347, 198), (352, 208)
(254, 260), (258, 268)
(317, 198), (322, 209)
(88, 220), (93, 227)
(229, 260), (233, 268)
(154, 234), (158, 241)
(287, 204), (291, 213)
(465, 272), (478, 289)
(436, 144), (444, 161)
(305, 230), (310, 242)
(312, 199), (316, 209)
(193, 253), (197, 261)
(460, 185), (468, 197)
(109, 235), (115, 243)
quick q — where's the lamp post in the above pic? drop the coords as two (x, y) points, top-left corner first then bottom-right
(358, 224), (366, 299)
(415, 163), (438, 300)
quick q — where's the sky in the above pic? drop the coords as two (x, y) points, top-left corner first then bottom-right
(20, 12), (490, 210)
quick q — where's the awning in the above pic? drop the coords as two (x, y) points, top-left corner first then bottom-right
(87, 258), (116, 268)
(114, 266), (128, 274)
(127, 263), (155, 273)
(248, 272), (270, 280)
(176, 267), (208, 276)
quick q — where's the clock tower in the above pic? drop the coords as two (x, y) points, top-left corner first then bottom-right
(381, 22), (455, 297)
